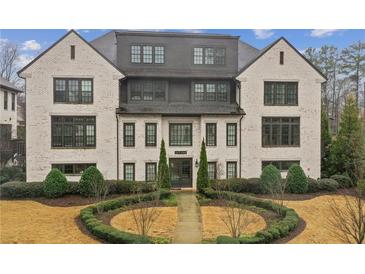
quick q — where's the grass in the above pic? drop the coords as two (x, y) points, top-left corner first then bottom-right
(161, 193), (177, 206)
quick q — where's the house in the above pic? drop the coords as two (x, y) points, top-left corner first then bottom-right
(0, 76), (23, 167)
(19, 30), (326, 188)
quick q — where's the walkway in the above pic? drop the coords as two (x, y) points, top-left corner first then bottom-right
(173, 192), (202, 244)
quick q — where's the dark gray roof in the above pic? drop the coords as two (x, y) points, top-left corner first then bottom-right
(115, 30), (240, 39)
(238, 41), (260, 72)
(117, 103), (245, 115)
(0, 76), (23, 92)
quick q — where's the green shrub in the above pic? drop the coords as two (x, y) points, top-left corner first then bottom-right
(0, 166), (26, 184)
(79, 166), (104, 197)
(157, 139), (171, 189)
(211, 178), (263, 194)
(286, 164), (308, 194)
(0, 181), (44, 198)
(307, 178), (320, 192)
(197, 140), (209, 192)
(357, 180), (365, 197)
(107, 180), (157, 194)
(216, 236), (240, 244)
(260, 165), (281, 194)
(43, 169), (70, 198)
(317, 178), (339, 192)
(330, 175), (353, 188)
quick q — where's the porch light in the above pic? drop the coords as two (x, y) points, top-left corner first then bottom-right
(195, 159), (199, 168)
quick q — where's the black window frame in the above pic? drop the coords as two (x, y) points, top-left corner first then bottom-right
(207, 162), (217, 180)
(145, 123), (157, 147)
(192, 81), (229, 102)
(262, 117), (300, 147)
(206, 123), (217, 146)
(129, 80), (167, 102)
(123, 123), (135, 147)
(4, 91), (8, 110)
(169, 123), (192, 147)
(193, 47), (226, 65)
(262, 160), (300, 171)
(53, 78), (93, 104)
(51, 116), (96, 148)
(226, 161), (237, 179)
(130, 45), (165, 64)
(145, 162), (157, 182)
(70, 45), (75, 60)
(11, 93), (15, 111)
(52, 163), (96, 175)
(226, 123), (237, 147)
(124, 163), (135, 181)
(264, 82), (298, 106)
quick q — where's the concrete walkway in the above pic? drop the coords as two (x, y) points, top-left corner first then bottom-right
(173, 192), (202, 244)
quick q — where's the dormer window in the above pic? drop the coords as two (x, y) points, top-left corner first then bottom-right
(193, 47), (226, 65)
(131, 45), (165, 64)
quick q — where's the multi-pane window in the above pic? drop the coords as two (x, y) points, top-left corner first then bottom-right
(169, 123), (192, 146)
(51, 116), (96, 148)
(226, 123), (237, 146)
(262, 161), (300, 171)
(264, 82), (298, 106)
(124, 163), (135, 181)
(4, 91), (8, 110)
(206, 123), (217, 146)
(129, 80), (166, 102)
(131, 45), (165, 64)
(192, 81), (229, 102)
(54, 78), (93, 104)
(226, 162), (237, 179)
(208, 162), (217, 180)
(145, 123), (157, 147)
(262, 117), (300, 147)
(52, 163), (96, 175)
(145, 163), (157, 181)
(11, 93), (15, 111)
(193, 47), (226, 65)
(123, 123), (135, 147)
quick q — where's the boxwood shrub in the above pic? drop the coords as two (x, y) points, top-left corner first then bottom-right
(316, 178), (339, 192)
(80, 189), (171, 244)
(211, 178), (264, 194)
(216, 236), (240, 244)
(0, 181), (44, 198)
(0, 166), (26, 184)
(79, 166), (105, 197)
(330, 175), (353, 188)
(260, 164), (281, 194)
(43, 168), (70, 198)
(286, 164), (308, 194)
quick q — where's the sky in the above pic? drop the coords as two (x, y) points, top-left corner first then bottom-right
(0, 29), (364, 68)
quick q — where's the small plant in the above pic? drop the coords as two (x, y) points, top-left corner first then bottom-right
(286, 164), (308, 194)
(197, 139), (209, 192)
(79, 166), (105, 197)
(43, 168), (69, 198)
(157, 139), (171, 189)
(89, 172), (108, 214)
(219, 200), (249, 238)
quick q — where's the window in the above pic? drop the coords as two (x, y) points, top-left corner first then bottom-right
(71, 45), (75, 60)
(130, 45), (165, 64)
(0, 124), (11, 141)
(124, 163), (135, 181)
(54, 78), (93, 104)
(262, 161), (300, 171)
(264, 82), (298, 106)
(226, 123), (237, 146)
(145, 163), (157, 181)
(262, 117), (300, 147)
(123, 123), (135, 147)
(51, 116), (96, 148)
(226, 162), (237, 179)
(280, 51), (284, 65)
(11, 93), (15, 111)
(169, 123), (192, 146)
(192, 81), (229, 102)
(208, 162), (217, 180)
(206, 123), (217, 146)
(52, 163), (96, 175)
(4, 91), (8, 110)
(145, 123), (157, 147)
(193, 47), (226, 65)
(129, 80), (167, 102)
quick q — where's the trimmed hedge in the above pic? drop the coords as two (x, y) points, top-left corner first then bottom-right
(107, 180), (157, 194)
(80, 189), (171, 244)
(79, 166), (105, 197)
(286, 165), (308, 194)
(307, 178), (339, 192)
(0, 167), (26, 184)
(330, 175), (353, 188)
(43, 169), (70, 198)
(260, 164), (281, 194)
(217, 236), (240, 244)
(202, 188), (299, 244)
(211, 178), (264, 194)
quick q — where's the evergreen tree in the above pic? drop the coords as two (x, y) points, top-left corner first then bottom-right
(197, 139), (209, 192)
(330, 96), (365, 181)
(321, 105), (332, 178)
(157, 139), (171, 189)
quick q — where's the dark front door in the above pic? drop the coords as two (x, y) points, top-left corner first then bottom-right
(170, 158), (192, 188)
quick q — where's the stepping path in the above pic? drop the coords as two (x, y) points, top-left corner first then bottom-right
(173, 192), (202, 244)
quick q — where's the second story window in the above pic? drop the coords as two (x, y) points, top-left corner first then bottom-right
(123, 123), (135, 147)
(262, 117), (300, 147)
(226, 123), (237, 146)
(193, 47), (226, 65)
(54, 78), (93, 104)
(145, 123), (157, 147)
(169, 123), (192, 146)
(11, 93), (15, 111)
(4, 91), (8, 110)
(131, 45), (165, 64)
(193, 81), (229, 102)
(130, 80), (167, 102)
(264, 82), (298, 106)
(206, 123), (217, 146)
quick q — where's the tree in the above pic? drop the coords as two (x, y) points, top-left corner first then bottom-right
(330, 95), (365, 181)
(0, 40), (18, 82)
(321, 105), (332, 178)
(340, 41), (365, 105)
(157, 139), (171, 189)
(197, 139), (209, 192)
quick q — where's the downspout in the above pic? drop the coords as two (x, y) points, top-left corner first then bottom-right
(116, 113), (119, 181)
(236, 79), (245, 178)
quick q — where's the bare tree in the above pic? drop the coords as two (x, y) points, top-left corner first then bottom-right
(90, 176), (109, 214)
(327, 190), (365, 244)
(0, 40), (19, 82)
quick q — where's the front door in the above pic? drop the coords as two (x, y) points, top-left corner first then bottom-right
(169, 158), (192, 188)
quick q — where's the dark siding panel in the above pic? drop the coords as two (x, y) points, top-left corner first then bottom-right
(120, 81), (128, 103)
(168, 80), (190, 103)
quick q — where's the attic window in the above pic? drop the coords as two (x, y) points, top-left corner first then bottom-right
(280, 51), (284, 65)
(71, 45), (75, 60)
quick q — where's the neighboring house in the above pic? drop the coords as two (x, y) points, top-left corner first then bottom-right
(19, 30), (326, 188)
(0, 76), (23, 167)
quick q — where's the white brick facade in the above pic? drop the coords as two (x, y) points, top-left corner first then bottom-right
(0, 87), (18, 139)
